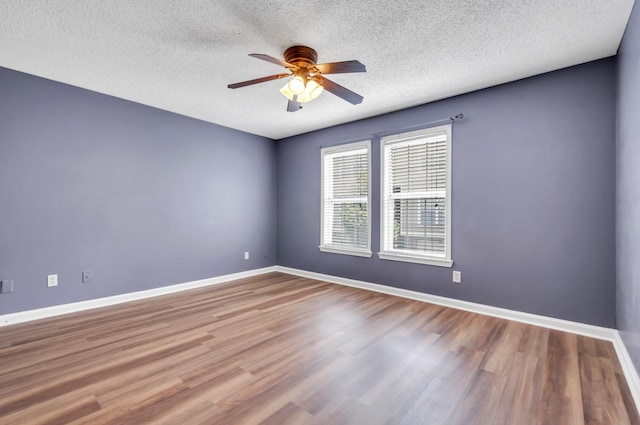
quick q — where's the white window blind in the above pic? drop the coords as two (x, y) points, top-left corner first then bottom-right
(379, 125), (452, 267)
(320, 141), (371, 257)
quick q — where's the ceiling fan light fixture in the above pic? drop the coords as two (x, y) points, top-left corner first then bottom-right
(279, 82), (295, 100)
(289, 75), (306, 95)
(308, 79), (324, 100)
(297, 79), (324, 103)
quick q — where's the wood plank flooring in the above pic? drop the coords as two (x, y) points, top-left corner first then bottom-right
(0, 272), (638, 424)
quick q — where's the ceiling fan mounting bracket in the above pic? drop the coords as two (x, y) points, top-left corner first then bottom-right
(284, 46), (318, 69)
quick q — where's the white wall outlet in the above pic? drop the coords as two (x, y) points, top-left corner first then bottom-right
(452, 270), (462, 284)
(47, 274), (58, 287)
(244, 251), (249, 260)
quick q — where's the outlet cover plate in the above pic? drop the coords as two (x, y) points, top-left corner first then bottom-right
(82, 271), (92, 283)
(452, 271), (462, 284)
(47, 274), (58, 287)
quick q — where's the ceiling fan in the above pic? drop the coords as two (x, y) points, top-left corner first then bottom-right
(227, 45), (366, 112)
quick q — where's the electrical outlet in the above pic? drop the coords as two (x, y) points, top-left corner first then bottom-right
(244, 251), (250, 260)
(1, 280), (14, 293)
(47, 274), (58, 287)
(82, 271), (92, 283)
(452, 270), (461, 284)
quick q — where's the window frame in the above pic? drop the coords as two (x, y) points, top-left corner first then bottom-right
(378, 125), (453, 267)
(319, 140), (372, 258)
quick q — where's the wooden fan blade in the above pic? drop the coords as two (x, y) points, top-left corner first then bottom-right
(317, 76), (364, 105)
(249, 53), (298, 70)
(227, 73), (290, 89)
(315, 60), (366, 74)
(287, 96), (301, 112)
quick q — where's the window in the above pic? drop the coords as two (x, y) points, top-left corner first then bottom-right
(379, 125), (452, 267)
(320, 141), (371, 257)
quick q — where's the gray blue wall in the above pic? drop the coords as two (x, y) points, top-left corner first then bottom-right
(0, 55), (622, 330)
(278, 59), (617, 327)
(0, 67), (277, 315)
(617, 1), (640, 374)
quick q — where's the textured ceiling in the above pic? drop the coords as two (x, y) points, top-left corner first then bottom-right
(0, 1), (635, 139)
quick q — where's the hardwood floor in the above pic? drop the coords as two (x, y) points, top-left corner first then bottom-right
(0, 272), (638, 424)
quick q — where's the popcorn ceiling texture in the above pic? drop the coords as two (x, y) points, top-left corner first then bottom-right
(0, 0), (634, 139)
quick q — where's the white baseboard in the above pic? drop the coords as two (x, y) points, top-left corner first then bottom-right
(613, 332), (640, 414)
(275, 266), (640, 413)
(0, 266), (278, 327)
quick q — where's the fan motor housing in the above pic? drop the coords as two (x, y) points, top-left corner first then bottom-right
(284, 46), (318, 68)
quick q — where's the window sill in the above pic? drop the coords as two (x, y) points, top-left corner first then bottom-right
(378, 251), (453, 267)
(319, 246), (373, 258)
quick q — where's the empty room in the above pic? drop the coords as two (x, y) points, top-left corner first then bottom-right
(1, 1), (640, 424)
